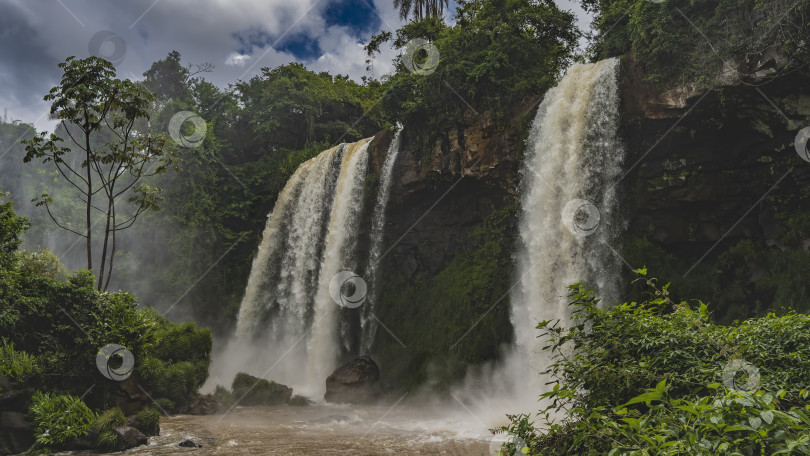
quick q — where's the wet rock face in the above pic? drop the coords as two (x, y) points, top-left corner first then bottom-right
(324, 356), (381, 404)
(0, 376), (34, 456)
(113, 426), (148, 451)
(619, 56), (810, 319)
(231, 373), (293, 406)
(373, 105), (529, 280)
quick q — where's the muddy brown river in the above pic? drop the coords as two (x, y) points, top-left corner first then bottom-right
(56, 402), (509, 455)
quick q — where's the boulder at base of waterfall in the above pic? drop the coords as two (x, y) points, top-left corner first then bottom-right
(324, 356), (380, 403)
(231, 373), (293, 406)
(112, 426), (147, 451)
(289, 395), (311, 406)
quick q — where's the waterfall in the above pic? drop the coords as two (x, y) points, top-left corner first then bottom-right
(512, 58), (624, 379)
(360, 129), (402, 354)
(217, 138), (372, 394)
(234, 145), (343, 344)
(305, 139), (371, 395)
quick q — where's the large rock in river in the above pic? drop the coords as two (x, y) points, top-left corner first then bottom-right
(112, 426), (147, 451)
(231, 373), (292, 405)
(324, 356), (380, 403)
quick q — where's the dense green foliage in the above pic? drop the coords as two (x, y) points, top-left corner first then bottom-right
(93, 407), (127, 451)
(374, 204), (518, 388)
(369, 0), (579, 155)
(136, 408), (161, 436)
(582, 0), (810, 86)
(28, 392), (97, 449)
(0, 342), (41, 384)
(0, 195), (202, 451)
(497, 274), (810, 455)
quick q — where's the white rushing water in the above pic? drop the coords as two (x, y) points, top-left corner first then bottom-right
(361, 128), (402, 354)
(305, 139), (372, 396)
(210, 139), (372, 394)
(511, 57), (624, 391)
(233, 145), (343, 344)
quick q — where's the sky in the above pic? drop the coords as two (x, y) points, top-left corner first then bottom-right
(0, 0), (591, 132)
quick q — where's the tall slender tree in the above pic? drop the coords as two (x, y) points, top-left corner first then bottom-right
(393, 0), (449, 21)
(22, 56), (178, 290)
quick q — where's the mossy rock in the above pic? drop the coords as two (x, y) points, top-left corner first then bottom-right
(231, 373), (292, 406)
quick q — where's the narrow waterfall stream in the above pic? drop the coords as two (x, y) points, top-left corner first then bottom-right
(361, 129), (402, 354)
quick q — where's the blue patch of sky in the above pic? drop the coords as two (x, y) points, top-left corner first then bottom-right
(232, 0), (382, 61)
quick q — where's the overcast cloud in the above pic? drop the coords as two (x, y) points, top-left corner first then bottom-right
(0, 0), (589, 132)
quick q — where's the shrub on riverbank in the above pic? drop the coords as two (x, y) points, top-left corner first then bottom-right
(0, 193), (208, 453)
(497, 272), (810, 455)
(27, 392), (96, 450)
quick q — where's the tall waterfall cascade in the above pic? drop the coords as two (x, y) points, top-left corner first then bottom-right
(512, 57), (625, 380)
(216, 138), (376, 395)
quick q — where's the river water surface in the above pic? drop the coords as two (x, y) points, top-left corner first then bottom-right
(58, 402), (499, 455)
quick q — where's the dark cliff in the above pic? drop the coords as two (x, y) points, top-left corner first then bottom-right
(619, 56), (810, 321)
(364, 103), (533, 388)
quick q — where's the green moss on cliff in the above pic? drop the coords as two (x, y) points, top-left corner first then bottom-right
(373, 203), (518, 390)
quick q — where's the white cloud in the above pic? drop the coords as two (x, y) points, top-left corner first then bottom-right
(225, 52), (251, 67)
(0, 0), (588, 132)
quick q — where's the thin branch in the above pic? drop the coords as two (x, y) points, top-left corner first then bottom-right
(61, 120), (89, 153)
(53, 159), (88, 193)
(42, 201), (86, 237)
(113, 207), (146, 231)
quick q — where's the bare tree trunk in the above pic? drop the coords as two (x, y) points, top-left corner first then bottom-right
(84, 128), (93, 273)
(98, 195), (113, 290)
(104, 204), (116, 291)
